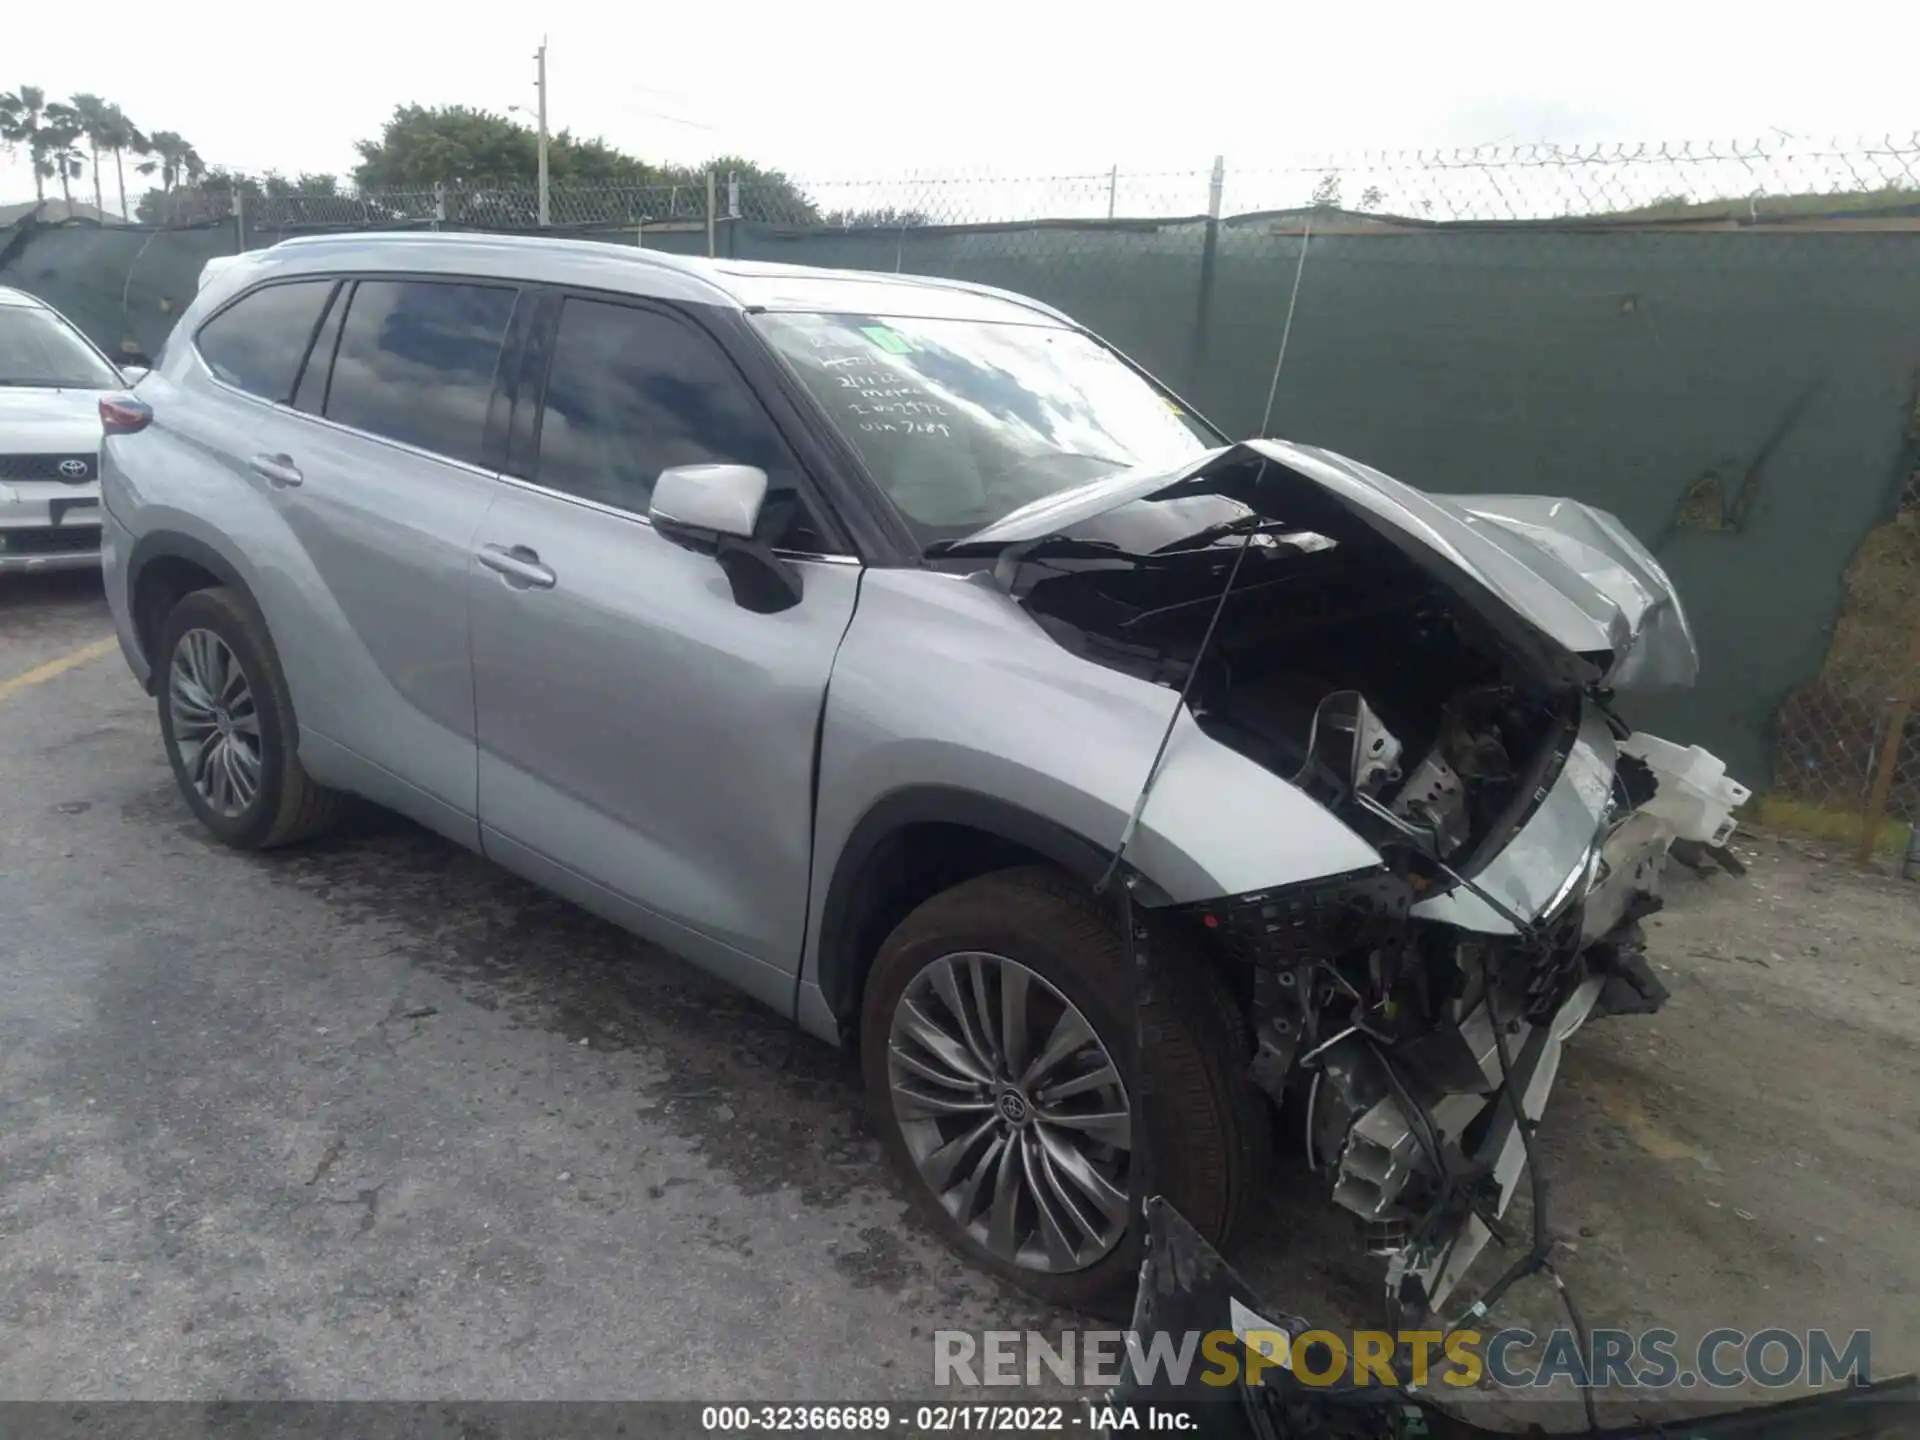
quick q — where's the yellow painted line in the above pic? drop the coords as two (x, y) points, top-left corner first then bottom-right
(0, 637), (120, 702)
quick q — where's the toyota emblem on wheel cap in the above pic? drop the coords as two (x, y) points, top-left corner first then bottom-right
(58, 459), (90, 479)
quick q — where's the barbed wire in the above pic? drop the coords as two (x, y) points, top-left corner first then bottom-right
(30, 132), (1911, 233)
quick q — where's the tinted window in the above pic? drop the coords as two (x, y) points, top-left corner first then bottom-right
(536, 299), (830, 550)
(324, 280), (516, 466)
(291, 284), (347, 415)
(195, 280), (334, 402)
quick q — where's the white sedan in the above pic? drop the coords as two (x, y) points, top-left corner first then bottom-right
(0, 286), (148, 575)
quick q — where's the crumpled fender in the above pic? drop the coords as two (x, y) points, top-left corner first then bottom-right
(1448, 492), (1700, 690)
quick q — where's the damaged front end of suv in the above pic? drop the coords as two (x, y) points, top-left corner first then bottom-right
(943, 438), (1750, 1315)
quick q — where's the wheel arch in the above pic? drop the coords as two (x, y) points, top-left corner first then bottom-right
(813, 785), (1174, 1043)
(126, 530), (266, 696)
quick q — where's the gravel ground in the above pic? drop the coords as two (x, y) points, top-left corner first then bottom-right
(3, 570), (1915, 1422)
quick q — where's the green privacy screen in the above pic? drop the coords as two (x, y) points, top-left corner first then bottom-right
(7, 211), (1917, 795)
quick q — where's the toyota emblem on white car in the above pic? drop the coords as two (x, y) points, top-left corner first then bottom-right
(58, 459), (90, 479)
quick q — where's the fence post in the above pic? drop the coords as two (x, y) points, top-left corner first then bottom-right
(233, 186), (246, 254)
(706, 170), (717, 258)
(1186, 155), (1225, 391)
(1108, 164), (1118, 220)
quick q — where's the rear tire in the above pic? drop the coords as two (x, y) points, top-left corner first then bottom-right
(156, 586), (349, 850)
(860, 865), (1269, 1319)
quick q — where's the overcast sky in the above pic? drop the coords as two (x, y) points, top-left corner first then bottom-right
(6, 0), (1918, 205)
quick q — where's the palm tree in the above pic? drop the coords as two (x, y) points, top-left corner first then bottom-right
(0, 85), (50, 203)
(136, 130), (208, 222)
(144, 130), (204, 192)
(41, 102), (88, 211)
(66, 93), (117, 217)
(100, 103), (146, 220)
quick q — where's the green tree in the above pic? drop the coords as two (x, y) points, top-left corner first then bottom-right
(141, 129), (205, 194)
(64, 92), (118, 216)
(350, 105), (819, 224)
(98, 102), (149, 220)
(137, 166), (340, 225)
(130, 134), (212, 224)
(822, 205), (930, 229)
(556, 133), (653, 185)
(0, 85), (51, 202)
(352, 104), (553, 187)
(263, 171), (339, 198)
(684, 154), (818, 224)
(39, 101), (86, 208)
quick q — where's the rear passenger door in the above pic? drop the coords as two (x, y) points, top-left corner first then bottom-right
(468, 293), (860, 1011)
(263, 275), (521, 840)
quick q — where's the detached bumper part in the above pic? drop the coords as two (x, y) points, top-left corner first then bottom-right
(1307, 964), (1609, 1315)
(1116, 1198), (1920, 1438)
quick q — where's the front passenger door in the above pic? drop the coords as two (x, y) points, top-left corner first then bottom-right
(469, 295), (860, 1012)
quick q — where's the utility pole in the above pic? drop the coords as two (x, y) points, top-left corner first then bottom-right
(534, 38), (550, 227)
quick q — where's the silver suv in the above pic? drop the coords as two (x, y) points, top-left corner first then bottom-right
(100, 232), (1747, 1317)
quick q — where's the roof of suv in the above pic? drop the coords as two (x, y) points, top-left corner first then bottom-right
(0, 285), (51, 309)
(221, 231), (1076, 329)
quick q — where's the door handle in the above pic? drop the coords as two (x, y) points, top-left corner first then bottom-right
(477, 543), (557, 590)
(248, 453), (303, 487)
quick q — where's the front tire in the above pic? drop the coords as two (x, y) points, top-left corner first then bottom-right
(156, 586), (348, 849)
(860, 866), (1269, 1318)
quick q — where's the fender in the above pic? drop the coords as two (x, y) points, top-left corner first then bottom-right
(811, 784), (1175, 1029)
(124, 528), (260, 690)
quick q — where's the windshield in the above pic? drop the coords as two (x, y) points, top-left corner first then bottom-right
(0, 305), (123, 389)
(753, 311), (1220, 545)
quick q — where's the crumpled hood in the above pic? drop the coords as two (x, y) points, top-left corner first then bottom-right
(955, 438), (1698, 691)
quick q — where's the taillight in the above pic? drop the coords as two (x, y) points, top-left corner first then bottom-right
(100, 394), (152, 435)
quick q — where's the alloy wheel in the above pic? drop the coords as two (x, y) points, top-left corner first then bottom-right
(169, 627), (263, 819)
(887, 951), (1132, 1273)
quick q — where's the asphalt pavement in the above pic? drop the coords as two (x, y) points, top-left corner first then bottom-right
(0, 572), (1050, 1400)
(5, 570), (1916, 1417)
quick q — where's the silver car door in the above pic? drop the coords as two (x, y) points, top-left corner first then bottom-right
(470, 294), (859, 1012)
(197, 275), (519, 844)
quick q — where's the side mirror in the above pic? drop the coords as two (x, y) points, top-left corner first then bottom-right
(650, 463), (768, 539)
(649, 463), (802, 615)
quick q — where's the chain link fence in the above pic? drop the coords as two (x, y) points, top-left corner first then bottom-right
(8, 135), (1920, 859)
(101, 132), (1920, 235)
(1772, 431), (1920, 856)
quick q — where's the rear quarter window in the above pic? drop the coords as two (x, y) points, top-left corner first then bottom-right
(194, 280), (336, 403)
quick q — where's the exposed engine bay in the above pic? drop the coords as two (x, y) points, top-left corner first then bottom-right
(991, 458), (1752, 1315)
(1018, 516), (1571, 867)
